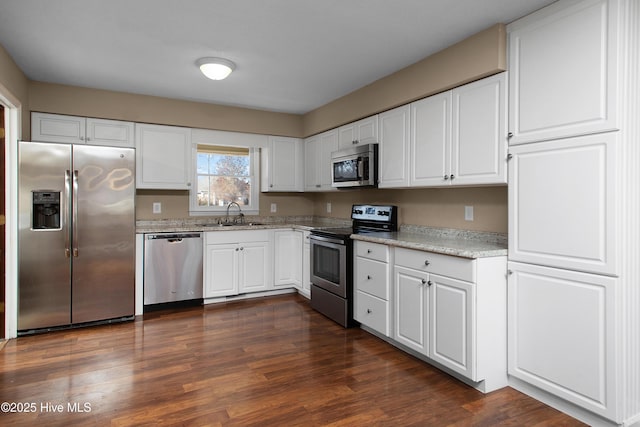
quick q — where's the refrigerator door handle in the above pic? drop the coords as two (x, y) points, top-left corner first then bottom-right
(72, 170), (79, 257)
(64, 170), (71, 258)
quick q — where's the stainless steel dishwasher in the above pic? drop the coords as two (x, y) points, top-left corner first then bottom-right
(144, 233), (203, 306)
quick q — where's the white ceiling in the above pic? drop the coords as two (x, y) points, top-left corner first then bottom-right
(0, 0), (556, 114)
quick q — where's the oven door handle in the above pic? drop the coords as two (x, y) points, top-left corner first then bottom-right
(310, 234), (347, 245)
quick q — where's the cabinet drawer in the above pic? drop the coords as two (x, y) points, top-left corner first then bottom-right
(355, 291), (389, 336)
(355, 241), (389, 262)
(355, 257), (389, 300)
(395, 247), (475, 282)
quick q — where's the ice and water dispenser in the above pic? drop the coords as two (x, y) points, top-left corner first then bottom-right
(32, 191), (61, 230)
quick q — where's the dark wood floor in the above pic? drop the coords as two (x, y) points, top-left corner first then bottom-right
(0, 294), (584, 426)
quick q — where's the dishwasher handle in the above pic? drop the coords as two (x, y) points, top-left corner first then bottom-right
(146, 233), (202, 241)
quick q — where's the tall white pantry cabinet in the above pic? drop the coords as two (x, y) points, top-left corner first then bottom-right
(506, 0), (640, 425)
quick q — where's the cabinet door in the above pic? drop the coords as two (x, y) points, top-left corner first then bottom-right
(239, 241), (272, 293)
(509, 133), (617, 275)
(135, 123), (192, 189)
(451, 72), (507, 185)
(410, 92), (451, 186)
(31, 112), (85, 144)
(262, 136), (303, 192)
(338, 115), (378, 149)
(394, 265), (428, 355)
(429, 274), (476, 380)
(273, 230), (301, 288)
(378, 105), (410, 188)
(86, 118), (135, 147)
(204, 244), (238, 298)
(507, 0), (619, 144)
(304, 136), (320, 191)
(508, 261), (616, 419)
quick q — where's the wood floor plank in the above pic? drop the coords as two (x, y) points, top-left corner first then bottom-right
(0, 294), (585, 426)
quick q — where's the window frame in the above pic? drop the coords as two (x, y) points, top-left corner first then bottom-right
(189, 142), (260, 216)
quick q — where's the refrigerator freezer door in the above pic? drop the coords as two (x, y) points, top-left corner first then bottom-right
(18, 142), (72, 330)
(71, 145), (135, 324)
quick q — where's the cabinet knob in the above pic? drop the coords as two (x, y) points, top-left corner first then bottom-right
(450, 174), (455, 180)
(427, 280), (433, 287)
(367, 275), (371, 280)
(316, 184), (321, 188)
(367, 249), (372, 253)
(187, 182), (191, 187)
(421, 279), (427, 285)
(235, 248), (239, 251)
(443, 175), (449, 180)
(367, 308), (372, 314)
(424, 260), (430, 266)
(507, 132), (514, 138)
(270, 184), (273, 188)
(240, 247), (244, 251)
(508, 269), (513, 275)
(85, 137), (91, 141)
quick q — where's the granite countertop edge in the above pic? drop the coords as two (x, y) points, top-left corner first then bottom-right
(136, 218), (507, 259)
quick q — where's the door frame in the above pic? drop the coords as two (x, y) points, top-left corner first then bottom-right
(1, 85), (22, 339)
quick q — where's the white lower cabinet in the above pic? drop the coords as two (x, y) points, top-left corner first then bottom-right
(273, 229), (302, 289)
(355, 242), (507, 392)
(394, 265), (429, 354)
(354, 241), (391, 336)
(508, 261), (616, 419)
(204, 231), (272, 298)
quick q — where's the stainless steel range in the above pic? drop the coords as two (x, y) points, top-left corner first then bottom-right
(310, 204), (398, 327)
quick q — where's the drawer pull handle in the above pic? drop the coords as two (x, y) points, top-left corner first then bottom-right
(367, 249), (372, 253)
(424, 260), (430, 266)
(367, 275), (371, 280)
(367, 309), (372, 314)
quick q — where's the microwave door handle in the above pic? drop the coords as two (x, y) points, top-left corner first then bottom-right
(357, 156), (363, 181)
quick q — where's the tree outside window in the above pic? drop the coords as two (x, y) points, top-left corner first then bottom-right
(196, 145), (251, 208)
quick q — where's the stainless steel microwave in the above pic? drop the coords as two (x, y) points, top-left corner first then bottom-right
(331, 143), (378, 188)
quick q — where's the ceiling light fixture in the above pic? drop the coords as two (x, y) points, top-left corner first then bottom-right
(196, 57), (236, 81)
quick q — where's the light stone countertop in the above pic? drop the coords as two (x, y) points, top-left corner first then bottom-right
(351, 225), (507, 259)
(137, 218), (507, 259)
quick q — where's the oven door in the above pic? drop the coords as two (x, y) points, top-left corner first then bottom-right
(310, 234), (347, 298)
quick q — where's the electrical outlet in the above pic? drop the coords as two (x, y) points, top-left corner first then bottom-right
(153, 202), (162, 214)
(270, 203), (277, 213)
(464, 205), (474, 221)
(326, 202), (332, 213)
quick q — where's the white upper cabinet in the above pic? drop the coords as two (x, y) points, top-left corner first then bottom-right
(451, 73), (507, 185)
(410, 92), (451, 187)
(508, 132), (618, 276)
(378, 73), (507, 188)
(261, 136), (304, 192)
(507, 0), (619, 145)
(378, 105), (411, 188)
(135, 123), (192, 190)
(338, 115), (378, 150)
(304, 129), (337, 192)
(31, 112), (134, 147)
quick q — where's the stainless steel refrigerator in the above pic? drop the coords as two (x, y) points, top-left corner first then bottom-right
(18, 141), (136, 333)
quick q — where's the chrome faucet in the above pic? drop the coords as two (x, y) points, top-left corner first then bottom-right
(226, 202), (244, 224)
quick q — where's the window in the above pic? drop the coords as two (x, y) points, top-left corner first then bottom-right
(190, 144), (259, 215)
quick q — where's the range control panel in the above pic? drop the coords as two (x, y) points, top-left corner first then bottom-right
(351, 204), (397, 223)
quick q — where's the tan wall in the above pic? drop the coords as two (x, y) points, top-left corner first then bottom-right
(302, 24), (506, 136)
(136, 190), (315, 220)
(0, 44), (29, 135)
(312, 187), (507, 234)
(28, 82), (304, 138)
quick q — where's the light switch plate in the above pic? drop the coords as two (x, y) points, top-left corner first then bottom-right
(153, 202), (162, 214)
(270, 203), (277, 213)
(326, 202), (332, 213)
